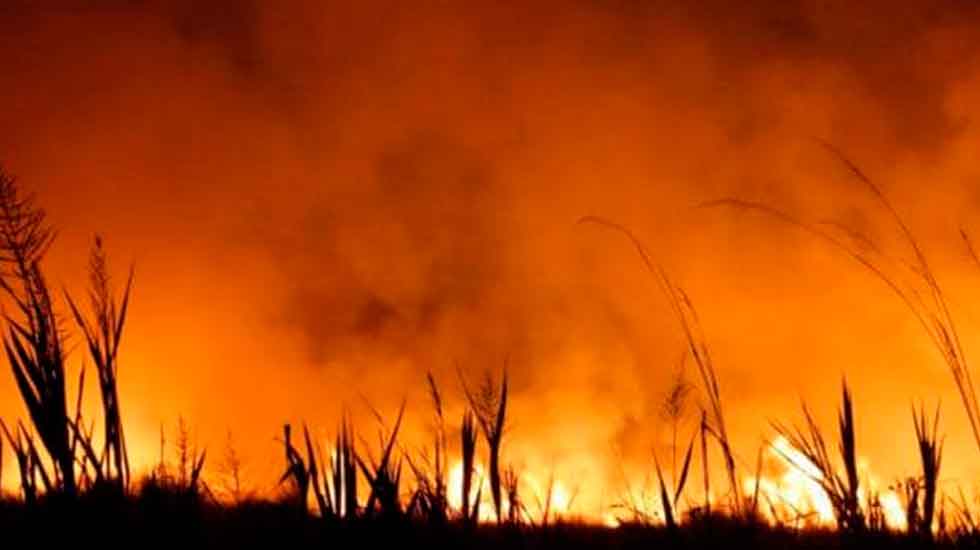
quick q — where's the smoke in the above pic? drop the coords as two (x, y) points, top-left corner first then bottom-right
(2, 0), (980, 510)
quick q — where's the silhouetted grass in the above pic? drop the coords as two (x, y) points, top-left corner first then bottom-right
(579, 216), (742, 515)
(461, 407), (480, 524)
(906, 402), (943, 539)
(703, 144), (980, 462)
(406, 372), (450, 524)
(772, 380), (864, 532)
(357, 401), (406, 518)
(0, 168), (76, 496)
(0, 157), (979, 550)
(64, 236), (133, 491)
(461, 367), (509, 523)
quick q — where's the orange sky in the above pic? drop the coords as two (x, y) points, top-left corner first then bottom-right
(2, 0), (980, 517)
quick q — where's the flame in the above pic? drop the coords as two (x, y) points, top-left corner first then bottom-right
(750, 435), (837, 525)
(447, 461), (493, 521)
(446, 461), (574, 522)
(743, 436), (907, 530)
(437, 440), (910, 529)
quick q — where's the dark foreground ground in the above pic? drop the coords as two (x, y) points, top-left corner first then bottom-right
(0, 494), (976, 549)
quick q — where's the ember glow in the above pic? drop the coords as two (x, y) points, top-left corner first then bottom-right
(2, 0), (980, 531)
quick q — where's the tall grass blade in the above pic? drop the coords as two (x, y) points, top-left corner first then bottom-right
(579, 217), (740, 513)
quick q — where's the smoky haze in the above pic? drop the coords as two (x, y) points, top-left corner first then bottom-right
(2, 0), (980, 511)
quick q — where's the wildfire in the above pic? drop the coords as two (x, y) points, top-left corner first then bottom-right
(446, 461), (574, 522)
(743, 436), (907, 530)
(600, 435), (910, 529)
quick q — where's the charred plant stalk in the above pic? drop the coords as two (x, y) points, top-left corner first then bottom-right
(281, 423), (309, 511)
(504, 465), (521, 524)
(0, 169), (75, 497)
(426, 373), (449, 521)
(304, 424), (329, 517)
(407, 373), (450, 523)
(662, 361), (691, 484)
(172, 418), (207, 496)
(461, 409), (477, 522)
(660, 362), (696, 520)
(356, 401), (406, 518)
(462, 369), (509, 522)
(773, 380), (864, 532)
(700, 410), (710, 514)
(839, 382), (860, 529)
(540, 472), (555, 527)
(912, 403), (943, 537)
(335, 416), (358, 518)
(653, 451), (677, 529)
(65, 236), (133, 491)
(1, 420), (39, 503)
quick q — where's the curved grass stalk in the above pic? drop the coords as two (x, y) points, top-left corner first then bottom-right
(702, 145), (980, 457)
(579, 216), (741, 514)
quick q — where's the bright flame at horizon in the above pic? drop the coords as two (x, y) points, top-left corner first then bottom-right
(743, 436), (907, 530)
(446, 460), (574, 523)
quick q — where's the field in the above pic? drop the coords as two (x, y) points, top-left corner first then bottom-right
(0, 156), (978, 550)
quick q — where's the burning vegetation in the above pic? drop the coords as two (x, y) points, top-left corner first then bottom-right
(0, 148), (980, 550)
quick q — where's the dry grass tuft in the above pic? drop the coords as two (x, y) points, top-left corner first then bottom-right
(772, 380), (864, 532)
(65, 236), (134, 491)
(461, 367), (509, 523)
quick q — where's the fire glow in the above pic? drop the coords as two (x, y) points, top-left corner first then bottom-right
(446, 461), (574, 523)
(435, 436), (909, 527)
(743, 436), (907, 530)
(2, 3), (980, 543)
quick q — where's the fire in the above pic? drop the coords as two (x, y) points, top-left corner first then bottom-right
(446, 461), (574, 522)
(743, 436), (836, 525)
(743, 436), (907, 530)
